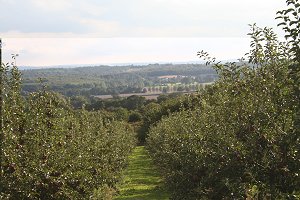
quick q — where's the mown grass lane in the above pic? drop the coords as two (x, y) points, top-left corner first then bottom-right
(114, 146), (169, 200)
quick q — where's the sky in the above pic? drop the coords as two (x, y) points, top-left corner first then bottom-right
(0, 0), (287, 67)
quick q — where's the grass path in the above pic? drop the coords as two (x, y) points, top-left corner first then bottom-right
(114, 146), (169, 200)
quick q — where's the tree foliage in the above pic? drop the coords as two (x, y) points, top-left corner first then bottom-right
(0, 63), (136, 199)
(147, 1), (300, 199)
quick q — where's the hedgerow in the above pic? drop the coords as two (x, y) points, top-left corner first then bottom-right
(147, 1), (300, 199)
(0, 65), (136, 199)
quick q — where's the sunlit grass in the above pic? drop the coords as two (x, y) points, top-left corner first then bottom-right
(114, 146), (169, 200)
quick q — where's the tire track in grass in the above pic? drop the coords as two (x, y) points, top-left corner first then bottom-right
(114, 146), (169, 200)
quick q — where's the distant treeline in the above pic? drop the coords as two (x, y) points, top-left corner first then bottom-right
(21, 64), (218, 96)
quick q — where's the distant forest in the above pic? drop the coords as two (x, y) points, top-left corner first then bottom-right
(21, 63), (217, 96)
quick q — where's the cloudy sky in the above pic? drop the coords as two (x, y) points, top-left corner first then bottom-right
(1, 0), (286, 66)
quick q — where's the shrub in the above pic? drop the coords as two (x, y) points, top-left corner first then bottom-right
(0, 65), (136, 199)
(147, 1), (300, 198)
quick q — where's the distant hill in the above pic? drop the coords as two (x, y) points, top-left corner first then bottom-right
(21, 63), (218, 97)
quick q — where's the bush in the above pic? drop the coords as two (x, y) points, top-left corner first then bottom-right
(0, 65), (136, 199)
(147, 2), (300, 198)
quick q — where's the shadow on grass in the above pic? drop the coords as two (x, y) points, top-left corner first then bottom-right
(115, 186), (169, 200)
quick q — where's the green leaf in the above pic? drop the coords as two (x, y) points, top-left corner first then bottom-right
(284, 8), (295, 15)
(278, 22), (287, 26)
(289, 21), (298, 26)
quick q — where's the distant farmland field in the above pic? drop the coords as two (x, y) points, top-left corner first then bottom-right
(95, 91), (193, 100)
(94, 82), (213, 100)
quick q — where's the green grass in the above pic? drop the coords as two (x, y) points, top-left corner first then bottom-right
(114, 146), (169, 200)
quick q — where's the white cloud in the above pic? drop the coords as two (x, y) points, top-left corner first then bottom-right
(78, 19), (121, 36)
(0, 0), (16, 4)
(2, 37), (251, 66)
(29, 0), (72, 11)
(0, 0), (287, 37)
(78, 1), (108, 17)
(0, 0), (289, 66)
(0, 31), (83, 38)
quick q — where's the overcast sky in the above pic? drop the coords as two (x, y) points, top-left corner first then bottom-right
(1, 0), (287, 66)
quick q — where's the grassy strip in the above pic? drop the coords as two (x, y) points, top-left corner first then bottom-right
(114, 146), (169, 200)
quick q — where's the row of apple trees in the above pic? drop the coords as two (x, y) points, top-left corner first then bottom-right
(147, 1), (300, 199)
(0, 64), (136, 199)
